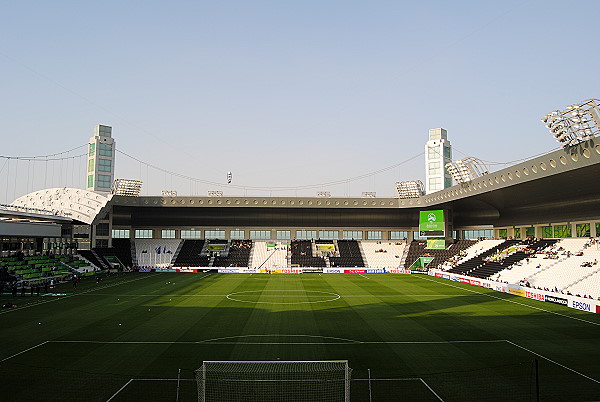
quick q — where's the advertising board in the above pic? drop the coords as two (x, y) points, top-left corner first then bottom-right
(419, 210), (445, 237)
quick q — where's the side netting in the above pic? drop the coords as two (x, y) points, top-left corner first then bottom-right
(196, 360), (352, 402)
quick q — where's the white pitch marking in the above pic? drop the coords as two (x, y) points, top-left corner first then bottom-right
(0, 341), (49, 363)
(359, 274), (369, 279)
(506, 340), (600, 384)
(419, 378), (445, 401)
(106, 379), (133, 402)
(417, 275), (600, 327)
(0, 274), (159, 315)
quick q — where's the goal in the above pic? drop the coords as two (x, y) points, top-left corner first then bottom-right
(196, 360), (352, 402)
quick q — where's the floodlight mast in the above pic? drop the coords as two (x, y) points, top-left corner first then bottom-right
(445, 157), (488, 184)
(395, 180), (424, 198)
(542, 98), (600, 148)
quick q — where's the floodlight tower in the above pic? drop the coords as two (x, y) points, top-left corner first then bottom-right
(542, 99), (600, 148)
(86, 125), (115, 194)
(425, 128), (453, 194)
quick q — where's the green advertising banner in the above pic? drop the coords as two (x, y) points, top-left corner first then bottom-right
(426, 238), (446, 249)
(419, 210), (445, 237)
(408, 256), (435, 270)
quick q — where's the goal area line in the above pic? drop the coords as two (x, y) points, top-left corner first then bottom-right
(106, 376), (443, 402)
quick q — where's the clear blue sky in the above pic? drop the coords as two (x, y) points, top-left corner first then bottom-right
(1, 0), (599, 201)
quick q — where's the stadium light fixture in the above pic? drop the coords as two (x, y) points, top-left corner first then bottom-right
(445, 157), (488, 184)
(395, 180), (424, 198)
(161, 190), (177, 197)
(316, 191), (331, 198)
(208, 191), (223, 197)
(112, 179), (142, 197)
(361, 192), (377, 198)
(542, 98), (600, 148)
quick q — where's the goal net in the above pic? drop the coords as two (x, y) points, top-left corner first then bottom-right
(196, 360), (352, 402)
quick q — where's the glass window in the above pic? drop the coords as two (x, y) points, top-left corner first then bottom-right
(99, 143), (113, 157)
(276, 230), (291, 240)
(526, 227), (535, 237)
(135, 229), (153, 239)
(541, 226), (553, 238)
(390, 231), (408, 240)
(576, 223), (590, 237)
(427, 146), (440, 159)
(368, 231), (382, 240)
(97, 174), (111, 188)
(95, 239), (109, 248)
(98, 159), (112, 172)
(514, 228), (521, 239)
(462, 229), (493, 240)
(343, 231), (363, 240)
(161, 230), (176, 239)
(87, 175), (94, 188)
(428, 161), (440, 175)
(205, 230), (226, 239)
(88, 159), (95, 172)
(112, 229), (130, 239)
(250, 230), (270, 240)
(88, 143), (96, 156)
(553, 225), (571, 238)
(428, 177), (441, 190)
(319, 230), (338, 240)
(230, 230), (245, 240)
(181, 230), (201, 239)
(443, 146), (452, 159)
(96, 223), (109, 237)
(296, 230), (317, 240)
(498, 229), (508, 239)
(444, 177), (452, 188)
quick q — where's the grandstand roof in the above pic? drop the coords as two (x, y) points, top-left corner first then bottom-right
(108, 140), (600, 229)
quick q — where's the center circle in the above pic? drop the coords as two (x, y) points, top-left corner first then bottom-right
(226, 290), (341, 304)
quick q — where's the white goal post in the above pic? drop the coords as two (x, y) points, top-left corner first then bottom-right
(196, 360), (352, 402)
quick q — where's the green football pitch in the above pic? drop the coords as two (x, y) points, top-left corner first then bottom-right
(1, 272), (599, 401)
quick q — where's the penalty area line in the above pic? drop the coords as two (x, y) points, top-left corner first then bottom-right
(505, 340), (600, 385)
(0, 341), (49, 363)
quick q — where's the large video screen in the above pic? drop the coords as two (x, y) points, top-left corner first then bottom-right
(419, 210), (445, 237)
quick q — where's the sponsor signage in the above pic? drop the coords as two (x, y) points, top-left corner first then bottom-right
(451, 276), (460, 282)
(345, 269), (367, 274)
(544, 295), (568, 306)
(138, 268), (152, 273)
(435, 272), (443, 278)
(366, 269), (385, 274)
(442, 274), (450, 280)
(324, 269), (343, 273)
(508, 288), (525, 297)
(470, 279), (481, 287)
(571, 300), (592, 312)
(389, 269), (411, 274)
(419, 210), (445, 237)
(155, 268), (176, 272)
(525, 291), (545, 301)
(177, 268), (198, 273)
(597, 305), (600, 314)
(459, 278), (470, 284)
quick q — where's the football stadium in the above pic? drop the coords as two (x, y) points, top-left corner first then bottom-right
(2, 100), (600, 401)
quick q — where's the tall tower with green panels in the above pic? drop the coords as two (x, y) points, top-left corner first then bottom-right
(86, 125), (115, 194)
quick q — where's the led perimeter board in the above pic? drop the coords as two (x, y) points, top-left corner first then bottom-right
(419, 210), (445, 237)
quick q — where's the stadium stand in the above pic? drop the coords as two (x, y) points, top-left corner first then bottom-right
(404, 239), (477, 270)
(329, 240), (365, 268)
(250, 241), (289, 270)
(173, 240), (210, 267)
(134, 239), (181, 268)
(213, 240), (253, 267)
(290, 240), (326, 267)
(361, 241), (406, 269)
